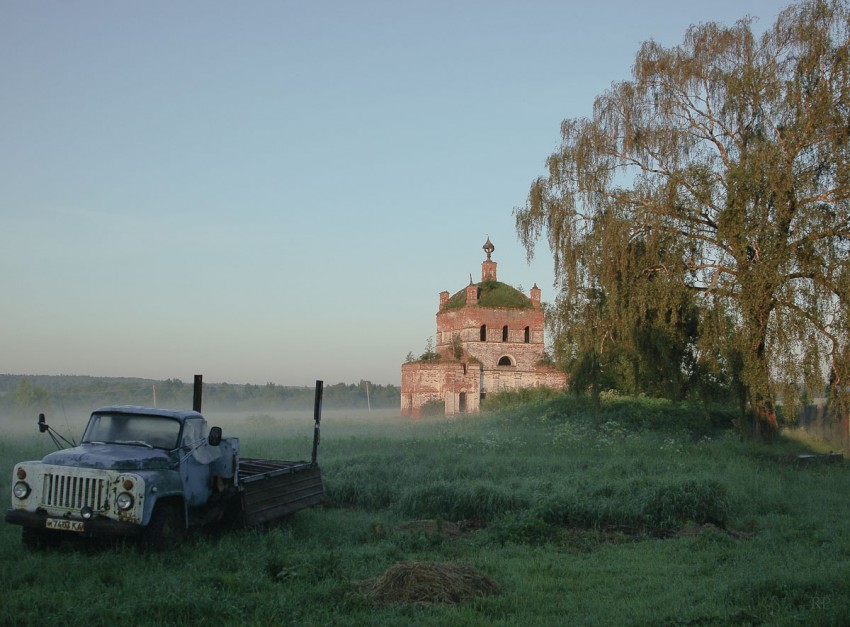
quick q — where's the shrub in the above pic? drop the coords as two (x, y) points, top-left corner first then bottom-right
(396, 481), (527, 520)
(495, 478), (730, 541)
(645, 479), (729, 529)
(324, 458), (399, 509)
(496, 391), (735, 437)
(420, 398), (445, 417)
(481, 386), (562, 412)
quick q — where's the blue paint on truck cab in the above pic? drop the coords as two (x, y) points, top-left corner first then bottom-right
(6, 406), (241, 549)
(7, 381), (324, 550)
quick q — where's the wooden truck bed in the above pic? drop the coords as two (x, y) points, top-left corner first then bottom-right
(237, 458), (323, 526)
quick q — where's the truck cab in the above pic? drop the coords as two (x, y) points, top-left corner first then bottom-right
(7, 377), (324, 550)
(7, 406), (237, 550)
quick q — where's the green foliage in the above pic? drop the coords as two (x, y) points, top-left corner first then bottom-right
(486, 387), (735, 435)
(516, 0), (850, 438)
(645, 479), (729, 529)
(0, 375), (401, 413)
(396, 481), (527, 520)
(324, 456), (398, 509)
(480, 386), (562, 412)
(419, 398), (445, 417)
(443, 281), (532, 310)
(416, 336), (440, 362)
(492, 478), (728, 544)
(2, 397), (850, 625)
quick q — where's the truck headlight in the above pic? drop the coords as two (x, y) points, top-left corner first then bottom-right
(116, 492), (134, 511)
(13, 481), (31, 499)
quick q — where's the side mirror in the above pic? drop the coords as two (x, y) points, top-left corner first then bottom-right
(207, 426), (222, 447)
(38, 413), (48, 433)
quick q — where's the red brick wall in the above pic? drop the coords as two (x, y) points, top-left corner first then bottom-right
(402, 301), (566, 417)
(401, 259), (567, 418)
(401, 360), (480, 417)
(436, 306), (546, 370)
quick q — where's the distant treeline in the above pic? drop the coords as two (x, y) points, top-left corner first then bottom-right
(0, 375), (400, 414)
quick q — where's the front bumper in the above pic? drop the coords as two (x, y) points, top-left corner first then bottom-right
(5, 509), (143, 539)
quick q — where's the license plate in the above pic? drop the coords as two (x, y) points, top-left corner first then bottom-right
(45, 518), (85, 533)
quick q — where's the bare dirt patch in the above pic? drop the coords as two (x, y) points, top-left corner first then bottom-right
(393, 519), (485, 538)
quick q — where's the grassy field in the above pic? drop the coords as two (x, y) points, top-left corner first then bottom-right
(1, 396), (849, 625)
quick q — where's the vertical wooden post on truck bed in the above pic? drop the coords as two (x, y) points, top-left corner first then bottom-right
(193, 374), (203, 413)
(312, 380), (322, 465)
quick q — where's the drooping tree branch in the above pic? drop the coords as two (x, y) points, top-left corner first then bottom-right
(516, 0), (850, 439)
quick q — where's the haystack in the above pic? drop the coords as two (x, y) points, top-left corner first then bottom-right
(363, 561), (499, 605)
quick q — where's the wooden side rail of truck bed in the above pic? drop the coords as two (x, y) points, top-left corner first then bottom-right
(238, 459), (323, 526)
(236, 380), (325, 526)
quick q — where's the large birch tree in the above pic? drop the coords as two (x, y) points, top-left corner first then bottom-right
(516, 0), (850, 438)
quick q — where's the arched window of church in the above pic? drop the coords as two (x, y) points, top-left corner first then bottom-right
(480, 325), (486, 341)
(502, 325), (508, 342)
(524, 326), (530, 343)
(498, 356), (512, 366)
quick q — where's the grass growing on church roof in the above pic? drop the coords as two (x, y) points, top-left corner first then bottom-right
(443, 281), (532, 310)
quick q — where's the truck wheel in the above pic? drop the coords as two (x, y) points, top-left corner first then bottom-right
(220, 491), (245, 529)
(140, 503), (185, 552)
(22, 528), (60, 550)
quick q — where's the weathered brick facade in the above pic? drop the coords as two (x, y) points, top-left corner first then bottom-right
(401, 239), (567, 417)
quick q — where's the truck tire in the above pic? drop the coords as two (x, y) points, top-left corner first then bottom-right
(220, 490), (245, 529)
(140, 503), (185, 552)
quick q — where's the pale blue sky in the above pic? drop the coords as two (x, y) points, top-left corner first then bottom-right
(1, 0), (784, 386)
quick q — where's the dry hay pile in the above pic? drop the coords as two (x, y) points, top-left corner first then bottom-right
(362, 561), (499, 605)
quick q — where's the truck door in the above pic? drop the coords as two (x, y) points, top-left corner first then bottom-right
(180, 418), (218, 506)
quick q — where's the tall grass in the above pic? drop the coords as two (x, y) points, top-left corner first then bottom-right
(1, 397), (849, 625)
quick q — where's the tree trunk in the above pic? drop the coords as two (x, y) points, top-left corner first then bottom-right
(739, 281), (778, 441)
(749, 391), (779, 441)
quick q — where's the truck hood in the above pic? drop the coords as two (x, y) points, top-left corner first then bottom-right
(41, 444), (174, 471)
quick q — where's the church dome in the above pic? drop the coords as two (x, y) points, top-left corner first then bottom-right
(443, 280), (532, 310)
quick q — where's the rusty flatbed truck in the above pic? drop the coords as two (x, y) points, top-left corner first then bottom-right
(5, 376), (324, 550)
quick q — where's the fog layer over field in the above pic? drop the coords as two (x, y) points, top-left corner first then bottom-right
(2, 407), (409, 451)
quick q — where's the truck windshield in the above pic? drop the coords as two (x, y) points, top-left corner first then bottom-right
(82, 414), (182, 450)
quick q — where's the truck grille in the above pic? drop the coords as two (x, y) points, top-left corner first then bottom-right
(44, 472), (109, 511)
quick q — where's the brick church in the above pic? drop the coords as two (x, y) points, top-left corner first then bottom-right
(401, 238), (567, 417)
